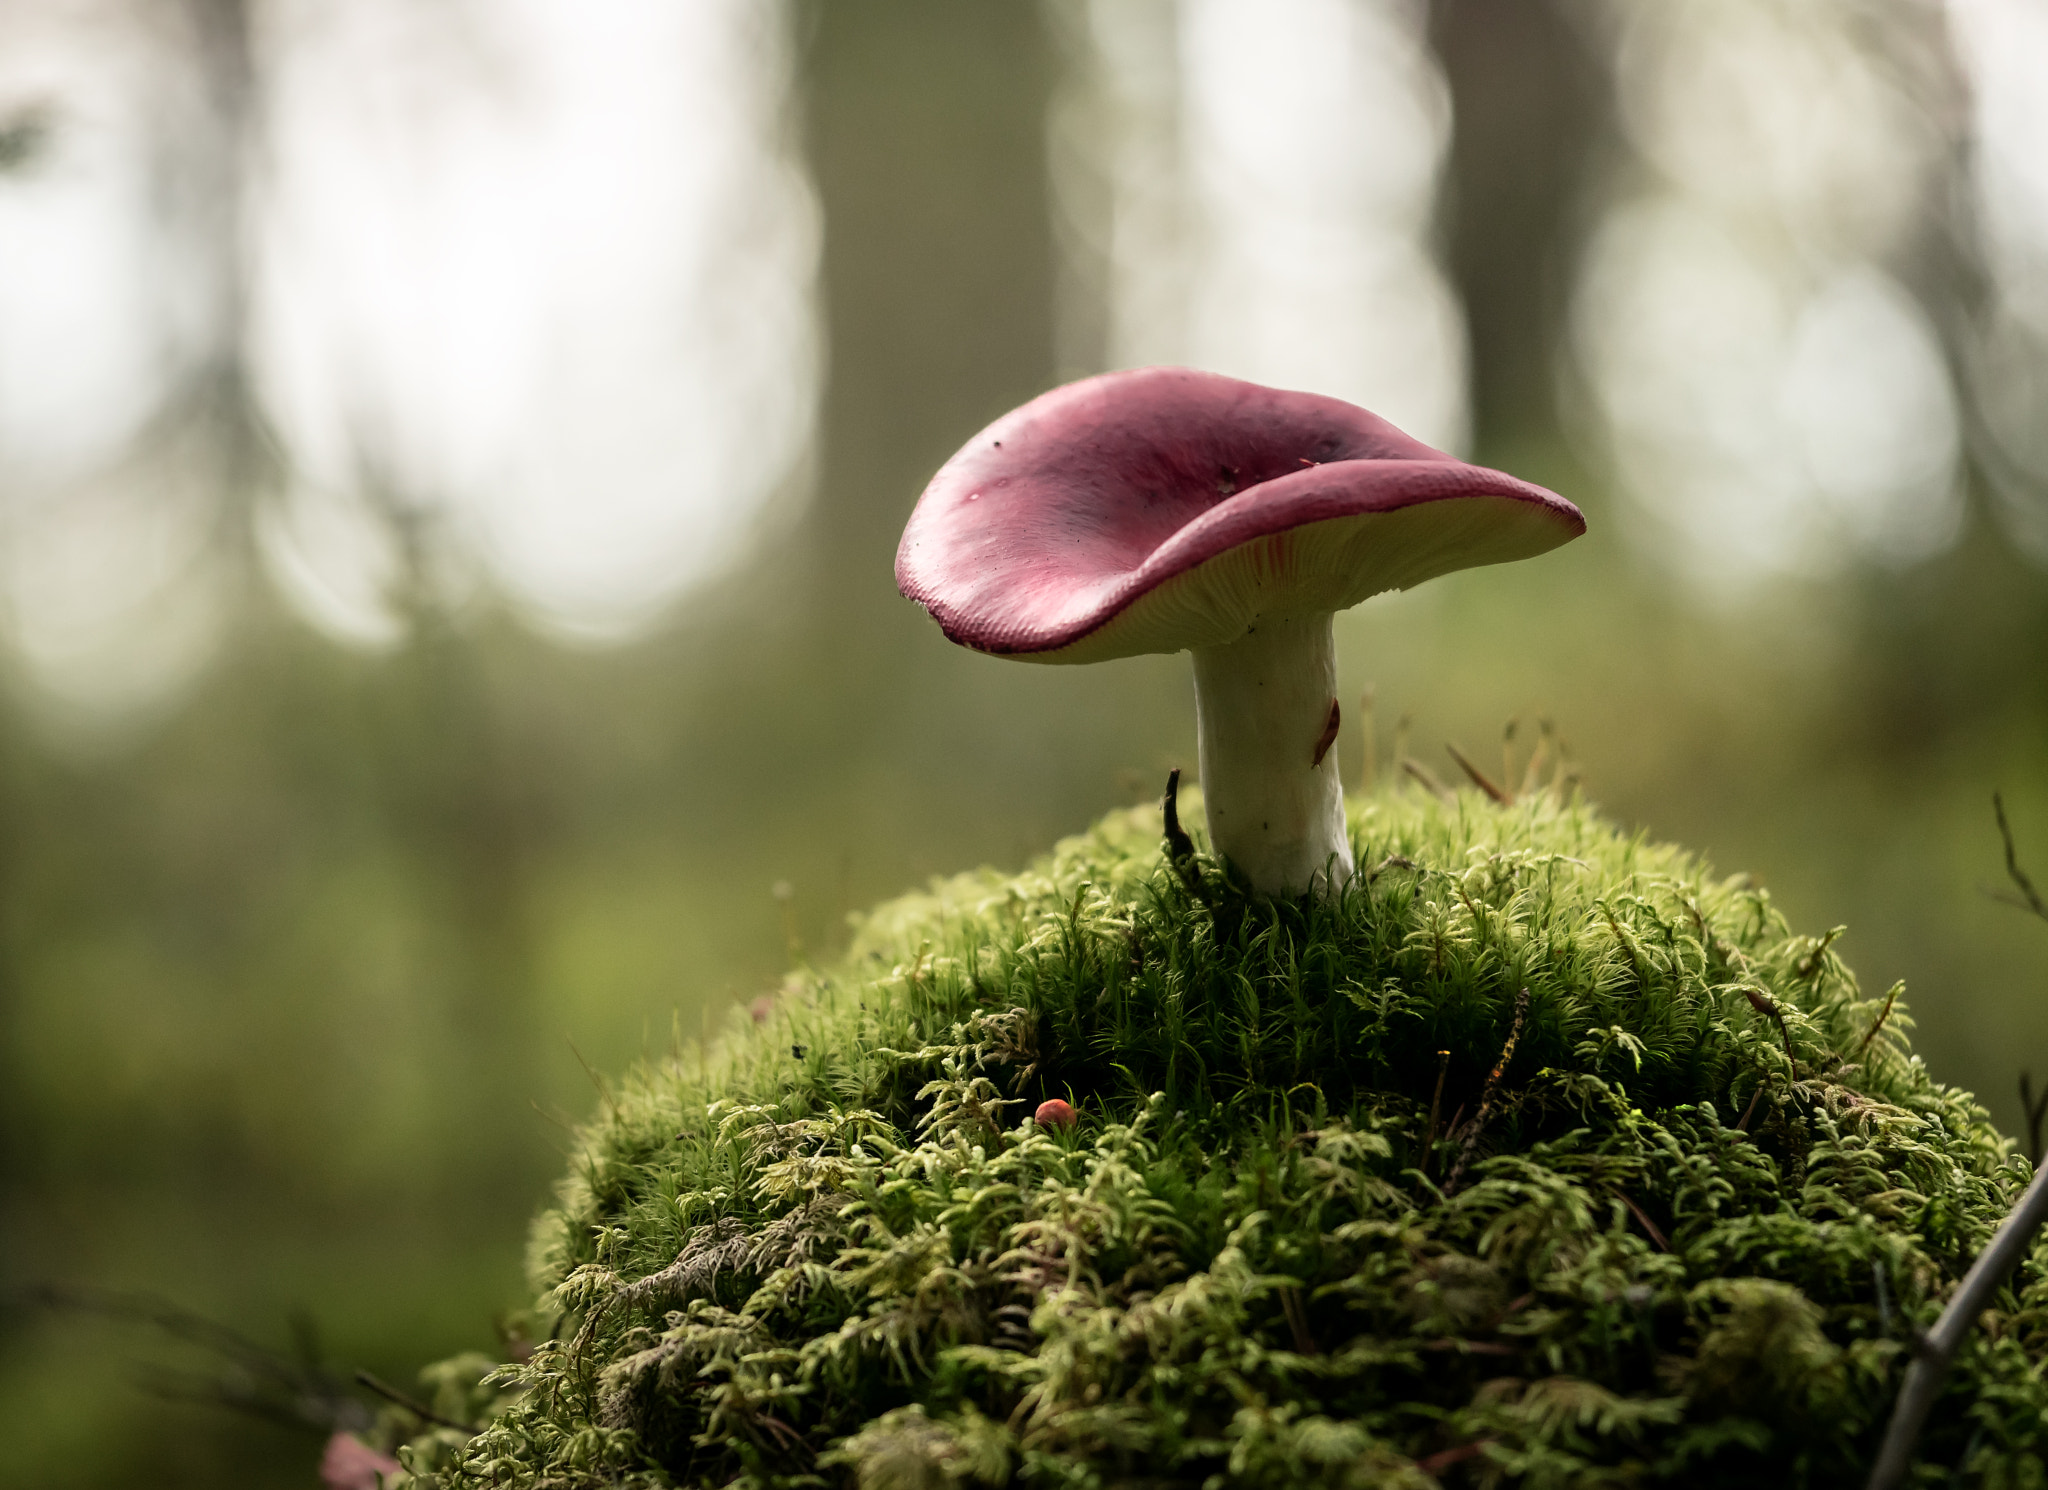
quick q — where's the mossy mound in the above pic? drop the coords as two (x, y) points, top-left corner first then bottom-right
(403, 788), (2048, 1488)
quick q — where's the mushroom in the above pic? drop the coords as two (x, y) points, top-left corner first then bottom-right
(896, 367), (1585, 897)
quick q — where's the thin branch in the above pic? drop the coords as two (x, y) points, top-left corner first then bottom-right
(1414, 1440), (1496, 1476)
(16, 1284), (370, 1434)
(1742, 985), (1799, 1075)
(356, 1370), (481, 1436)
(1161, 769), (1214, 913)
(1855, 982), (1904, 1062)
(2023, 1071), (2048, 1171)
(1277, 1285), (1320, 1356)
(1444, 742), (1511, 805)
(1445, 988), (1530, 1194)
(1796, 926), (1845, 980)
(1366, 853), (1416, 884)
(1401, 758), (1453, 802)
(1420, 1048), (1450, 1180)
(1866, 1163), (2048, 1490)
(1993, 792), (2048, 923)
(1615, 1191), (1670, 1252)
(1736, 1075), (1768, 1134)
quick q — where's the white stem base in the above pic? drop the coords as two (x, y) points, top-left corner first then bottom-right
(1192, 613), (1353, 897)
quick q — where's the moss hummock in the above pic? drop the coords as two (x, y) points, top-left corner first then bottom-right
(396, 787), (2048, 1487)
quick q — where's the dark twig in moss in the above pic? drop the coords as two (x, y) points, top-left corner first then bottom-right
(1162, 768), (1194, 863)
(2022, 1073), (2048, 1171)
(1445, 741), (1511, 804)
(1866, 795), (2048, 1482)
(1161, 768), (1215, 917)
(1736, 1074), (1767, 1134)
(1616, 1191), (1670, 1252)
(1420, 1048), (1450, 1178)
(355, 1371), (480, 1436)
(1366, 853), (1416, 884)
(1855, 982), (1903, 1063)
(1420, 1339), (1516, 1356)
(1867, 1164), (2048, 1490)
(1278, 1285), (1320, 1355)
(1797, 925), (1845, 980)
(1444, 987), (1529, 1194)
(1742, 985), (1799, 1074)
(1416, 1439), (1496, 1475)
(1401, 756), (1452, 801)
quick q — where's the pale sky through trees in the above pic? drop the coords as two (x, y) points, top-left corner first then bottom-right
(0, 0), (2044, 712)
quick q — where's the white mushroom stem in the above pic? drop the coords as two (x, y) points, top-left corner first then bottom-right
(1191, 613), (1354, 897)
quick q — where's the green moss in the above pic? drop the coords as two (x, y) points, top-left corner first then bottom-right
(399, 787), (2048, 1487)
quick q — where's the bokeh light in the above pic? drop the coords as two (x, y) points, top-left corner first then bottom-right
(1569, 0), (1964, 587)
(1049, 0), (1466, 450)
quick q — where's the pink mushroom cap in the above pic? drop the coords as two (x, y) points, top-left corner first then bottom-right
(896, 367), (1585, 663)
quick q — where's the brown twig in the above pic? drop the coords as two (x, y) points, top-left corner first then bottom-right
(1616, 1192), (1670, 1252)
(1736, 1076), (1767, 1134)
(1277, 1285), (1320, 1355)
(1418, 1339), (1516, 1356)
(1420, 1048), (1451, 1179)
(1444, 742), (1511, 805)
(1367, 853), (1416, 884)
(1866, 1164), (2048, 1490)
(1796, 926), (1844, 980)
(16, 1284), (373, 1436)
(2022, 1072), (2048, 1171)
(1867, 793), (2048, 1485)
(1402, 757), (1453, 802)
(1415, 1440), (1497, 1476)
(1742, 985), (1799, 1075)
(355, 1370), (481, 1436)
(1855, 982), (1904, 1062)
(1444, 988), (1530, 1194)
(1993, 792), (2048, 923)
(1162, 769), (1214, 913)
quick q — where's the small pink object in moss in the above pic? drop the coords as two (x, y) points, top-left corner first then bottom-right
(322, 1433), (402, 1490)
(1035, 1098), (1077, 1129)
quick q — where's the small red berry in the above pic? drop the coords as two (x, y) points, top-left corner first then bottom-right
(1035, 1098), (1077, 1130)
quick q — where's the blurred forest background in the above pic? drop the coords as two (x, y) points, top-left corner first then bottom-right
(7, 1), (2048, 1484)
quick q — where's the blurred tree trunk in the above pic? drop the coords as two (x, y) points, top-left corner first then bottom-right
(797, 0), (1059, 619)
(1428, 0), (1611, 464)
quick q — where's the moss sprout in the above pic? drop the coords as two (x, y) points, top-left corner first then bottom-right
(392, 786), (2048, 1487)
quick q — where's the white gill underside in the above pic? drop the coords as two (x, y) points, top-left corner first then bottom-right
(1026, 495), (1569, 666)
